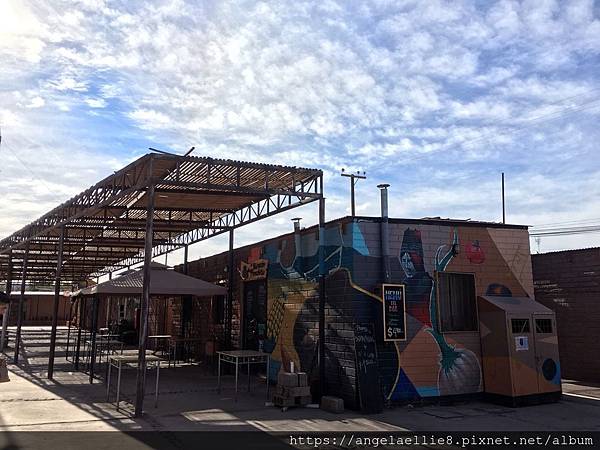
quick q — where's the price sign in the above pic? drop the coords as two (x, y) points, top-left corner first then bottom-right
(382, 284), (406, 341)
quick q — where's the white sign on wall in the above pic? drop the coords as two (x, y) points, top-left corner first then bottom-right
(515, 336), (529, 351)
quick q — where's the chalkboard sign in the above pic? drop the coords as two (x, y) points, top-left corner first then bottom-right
(382, 284), (406, 342)
(354, 323), (383, 413)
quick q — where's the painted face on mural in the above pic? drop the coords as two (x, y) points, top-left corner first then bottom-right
(400, 252), (417, 278)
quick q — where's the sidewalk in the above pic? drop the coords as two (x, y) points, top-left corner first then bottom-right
(562, 379), (600, 402)
(1, 326), (599, 435)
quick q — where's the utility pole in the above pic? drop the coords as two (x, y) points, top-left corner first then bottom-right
(340, 169), (366, 217)
(502, 172), (506, 224)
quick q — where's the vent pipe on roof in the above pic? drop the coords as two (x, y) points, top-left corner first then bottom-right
(378, 184), (391, 283)
(292, 218), (303, 263)
(292, 217), (301, 232)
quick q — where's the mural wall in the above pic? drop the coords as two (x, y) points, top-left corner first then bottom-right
(183, 217), (534, 408)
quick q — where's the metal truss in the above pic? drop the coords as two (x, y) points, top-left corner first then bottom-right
(0, 153), (323, 285)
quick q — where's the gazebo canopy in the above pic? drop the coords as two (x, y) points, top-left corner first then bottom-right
(74, 263), (226, 297)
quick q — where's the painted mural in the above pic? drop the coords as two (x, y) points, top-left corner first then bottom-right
(238, 218), (534, 405)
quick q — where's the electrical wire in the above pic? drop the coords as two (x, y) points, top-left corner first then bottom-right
(530, 225), (600, 237)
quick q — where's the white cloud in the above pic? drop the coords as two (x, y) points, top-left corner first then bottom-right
(26, 96), (45, 108)
(84, 98), (107, 108)
(0, 0), (599, 257)
(128, 109), (172, 129)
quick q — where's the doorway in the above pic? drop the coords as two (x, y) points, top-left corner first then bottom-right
(243, 280), (267, 350)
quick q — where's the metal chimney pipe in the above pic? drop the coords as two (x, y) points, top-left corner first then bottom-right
(377, 184), (391, 283)
(292, 217), (302, 232)
(378, 184), (389, 218)
(292, 217), (303, 259)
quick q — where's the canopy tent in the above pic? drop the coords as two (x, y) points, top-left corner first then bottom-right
(74, 263), (226, 297)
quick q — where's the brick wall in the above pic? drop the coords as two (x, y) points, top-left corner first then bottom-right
(532, 248), (600, 382)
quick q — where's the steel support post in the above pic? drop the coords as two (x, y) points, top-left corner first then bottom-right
(48, 226), (65, 379)
(1, 251), (12, 350)
(318, 188), (326, 400)
(183, 244), (189, 275)
(14, 243), (29, 364)
(75, 298), (84, 370)
(65, 299), (74, 359)
(89, 295), (99, 384)
(134, 182), (155, 417)
(226, 229), (234, 350)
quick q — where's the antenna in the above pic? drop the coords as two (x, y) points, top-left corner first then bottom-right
(340, 168), (366, 217)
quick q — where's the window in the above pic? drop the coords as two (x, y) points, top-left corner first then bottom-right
(437, 272), (477, 332)
(511, 318), (530, 333)
(535, 318), (553, 333)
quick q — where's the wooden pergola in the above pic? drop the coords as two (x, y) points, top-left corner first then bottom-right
(0, 152), (326, 416)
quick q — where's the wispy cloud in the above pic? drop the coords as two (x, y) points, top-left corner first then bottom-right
(0, 0), (599, 257)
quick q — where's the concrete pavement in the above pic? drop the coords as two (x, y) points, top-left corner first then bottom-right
(1, 326), (599, 435)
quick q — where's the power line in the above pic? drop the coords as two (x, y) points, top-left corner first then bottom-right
(0, 137), (55, 194)
(530, 225), (600, 237)
(532, 217), (600, 228)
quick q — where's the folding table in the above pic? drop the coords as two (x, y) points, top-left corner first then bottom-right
(216, 350), (270, 402)
(106, 354), (161, 410)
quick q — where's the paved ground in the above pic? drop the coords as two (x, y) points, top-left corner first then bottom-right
(562, 379), (600, 402)
(1, 326), (599, 439)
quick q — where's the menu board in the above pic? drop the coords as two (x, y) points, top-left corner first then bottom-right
(354, 323), (383, 413)
(382, 284), (406, 341)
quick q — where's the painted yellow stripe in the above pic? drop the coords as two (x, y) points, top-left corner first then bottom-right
(332, 267), (382, 303)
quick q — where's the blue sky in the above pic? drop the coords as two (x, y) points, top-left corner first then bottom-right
(1, 0), (599, 262)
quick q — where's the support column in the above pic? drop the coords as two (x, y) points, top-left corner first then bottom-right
(1, 251), (12, 350)
(89, 295), (99, 384)
(183, 245), (189, 276)
(14, 243), (29, 364)
(318, 185), (326, 400)
(350, 176), (355, 217)
(226, 229), (234, 350)
(48, 226), (65, 379)
(74, 298), (84, 370)
(65, 299), (74, 359)
(134, 182), (155, 417)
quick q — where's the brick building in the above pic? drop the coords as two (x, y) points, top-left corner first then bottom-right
(532, 248), (600, 382)
(178, 215), (550, 409)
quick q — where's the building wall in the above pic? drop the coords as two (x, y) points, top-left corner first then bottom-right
(4, 295), (70, 326)
(532, 248), (600, 382)
(181, 217), (534, 408)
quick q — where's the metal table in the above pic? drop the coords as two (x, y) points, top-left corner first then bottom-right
(106, 354), (161, 410)
(217, 350), (270, 402)
(84, 336), (123, 366)
(168, 337), (203, 367)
